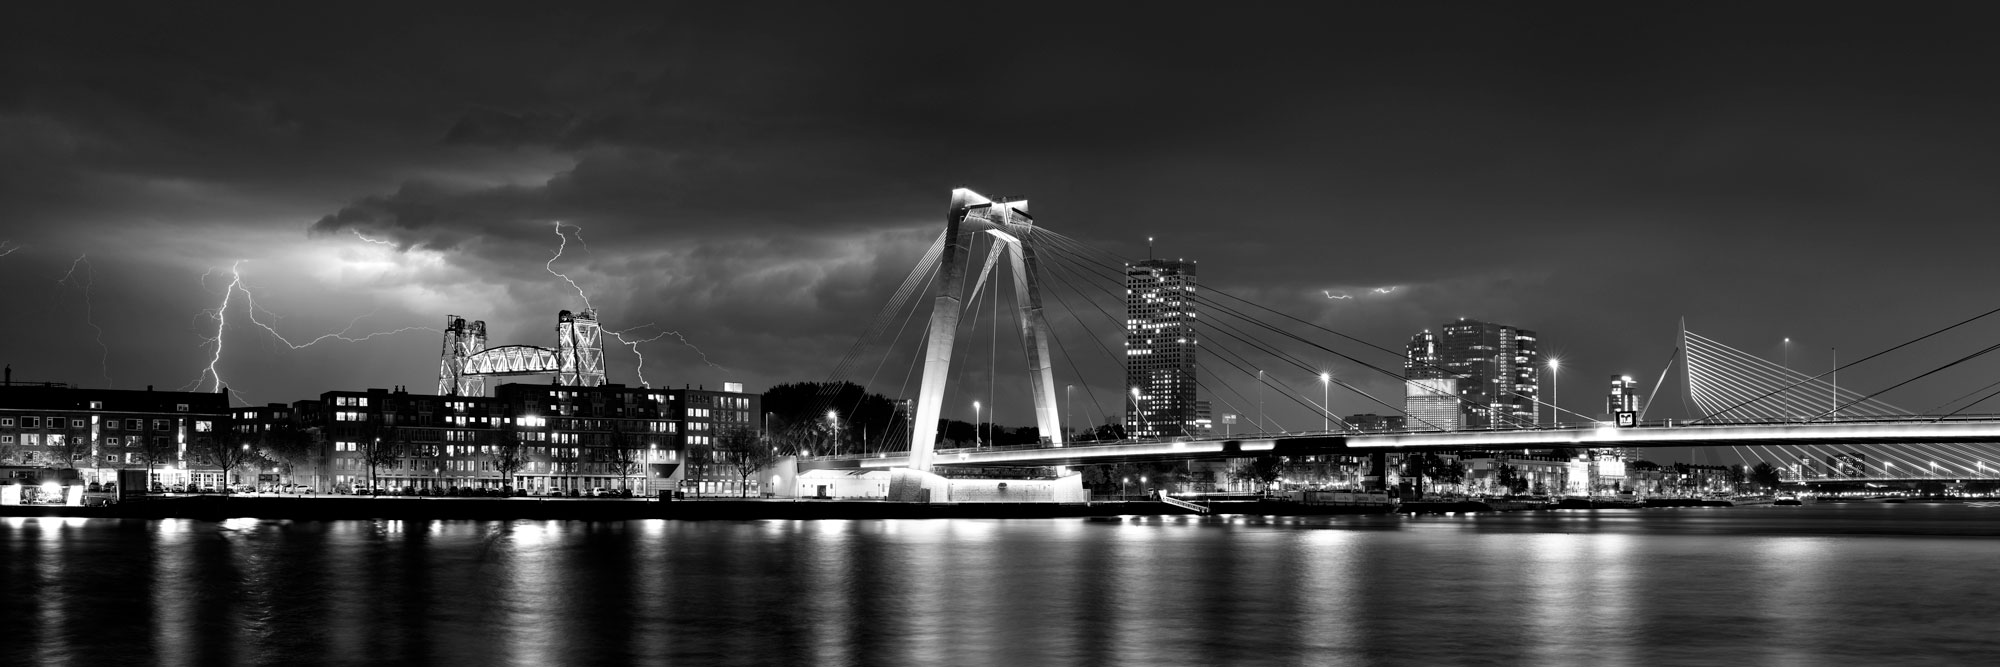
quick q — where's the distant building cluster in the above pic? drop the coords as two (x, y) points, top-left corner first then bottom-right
(1403, 319), (1540, 430)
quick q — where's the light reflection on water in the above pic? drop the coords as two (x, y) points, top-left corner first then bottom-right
(1, 505), (1997, 665)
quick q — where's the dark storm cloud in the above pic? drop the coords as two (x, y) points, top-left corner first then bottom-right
(5, 1), (2000, 446)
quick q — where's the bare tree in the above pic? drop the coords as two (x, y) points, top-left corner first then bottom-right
(488, 429), (527, 492)
(684, 442), (714, 497)
(715, 425), (776, 498)
(601, 422), (645, 494)
(192, 436), (261, 490)
(37, 432), (93, 475)
(362, 428), (404, 493)
(135, 435), (176, 490)
(257, 428), (318, 487)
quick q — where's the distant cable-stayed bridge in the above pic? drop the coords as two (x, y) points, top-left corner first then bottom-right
(792, 188), (2000, 485)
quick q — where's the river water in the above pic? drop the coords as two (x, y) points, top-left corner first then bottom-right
(3, 503), (1996, 666)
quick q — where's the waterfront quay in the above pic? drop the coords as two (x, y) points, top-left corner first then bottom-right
(0, 493), (1410, 521)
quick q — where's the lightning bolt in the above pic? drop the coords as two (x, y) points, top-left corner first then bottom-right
(545, 221), (725, 381)
(183, 261), (439, 403)
(609, 325), (669, 388)
(185, 261), (244, 397)
(546, 221), (596, 311)
(1324, 286), (1401, 300)
(352, 229), (398, 248)
(56, 254), (112, 388)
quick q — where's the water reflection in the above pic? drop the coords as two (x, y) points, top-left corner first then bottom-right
(2, 507), (1998, 664)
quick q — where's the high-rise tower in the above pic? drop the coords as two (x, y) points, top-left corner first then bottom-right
(1125, 258), (1199, 438)
(1607, 375), (1641, 415)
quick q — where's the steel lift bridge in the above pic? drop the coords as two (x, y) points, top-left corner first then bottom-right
(436, 309), (606, 397)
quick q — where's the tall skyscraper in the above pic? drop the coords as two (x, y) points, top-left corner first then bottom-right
(1125, 258), (1199, 438)
(1605, 375), (1643, 461)
(1607, 375), (1641, 415)
(1404, 319), (1540, 429)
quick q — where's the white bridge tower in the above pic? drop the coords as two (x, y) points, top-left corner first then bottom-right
(906, 188), (1064, 472)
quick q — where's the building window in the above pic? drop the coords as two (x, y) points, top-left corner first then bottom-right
(21, 417), (38, 428)
(195, 421), (213, 433)
(0, 435), (11, 444)
(176, 404), (189, 412)
(126, 419), (142, 430)
(154, 419), (170, 431)
(0, 418), (11, 427)
(70, 418), (87, 429)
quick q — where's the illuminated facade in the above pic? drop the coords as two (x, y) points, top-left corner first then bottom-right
(312, 382), (757, 496)
(1125, 258), (1201, 438)
(1403, 377), (1461, 431)
(0, 380), (231, 490)
(1406, 319), (1540, 429)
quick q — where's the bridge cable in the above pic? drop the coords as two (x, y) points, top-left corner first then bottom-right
(1690, 304), (2000, 423)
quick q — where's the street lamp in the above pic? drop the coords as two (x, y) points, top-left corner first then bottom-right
(1319, 371), (1332, 433)
(971, 401), (981, 449)
(1547, 358), (1562, 427)
(1783, 338), (1793, 422)
(826, 410), (839, 455)
(1128, 388), (1141, 439)
(1257, 370), (1265, 434)
(1122, 476), (1130, 500)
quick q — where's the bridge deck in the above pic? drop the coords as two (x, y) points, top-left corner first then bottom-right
(810, 419), (2000, 470)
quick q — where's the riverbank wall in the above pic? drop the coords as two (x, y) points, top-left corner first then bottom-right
(0, 496), (1394, 521)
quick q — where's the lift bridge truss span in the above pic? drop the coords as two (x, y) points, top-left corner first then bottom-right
(437, 309), (605, 396)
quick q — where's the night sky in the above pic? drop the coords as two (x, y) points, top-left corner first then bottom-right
(5, 3), (1999, 459)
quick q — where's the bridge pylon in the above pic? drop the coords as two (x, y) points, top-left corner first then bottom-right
(906, 188), (1064, 473)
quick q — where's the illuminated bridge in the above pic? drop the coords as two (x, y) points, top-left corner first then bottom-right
(809, 417), (2000, 475)
(789, 188), (2000, 490)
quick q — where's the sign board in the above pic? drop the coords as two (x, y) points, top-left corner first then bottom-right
(1615, 411), (1638, 428)
(1221, 414), (1237, 425)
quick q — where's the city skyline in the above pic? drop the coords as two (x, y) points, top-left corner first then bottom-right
(6, 4), (2000, 442)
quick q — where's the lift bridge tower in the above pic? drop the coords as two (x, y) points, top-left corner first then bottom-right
(437, 309), (606, 396)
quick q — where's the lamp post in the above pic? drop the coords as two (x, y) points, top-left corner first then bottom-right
(972, 401), (981, 449)
(1257, 369), (1265, 434)
(826, 410), (839, 456)
(1547, 359), (1561, 428)
(1319, 371), (1331, 433)
(1122, 476), (1129, 501)
(1783, 338), (1792, 422)
(1128, 388), (1141, 439)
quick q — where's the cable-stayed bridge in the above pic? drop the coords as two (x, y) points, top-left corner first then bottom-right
(790, 188), (2000, 486)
